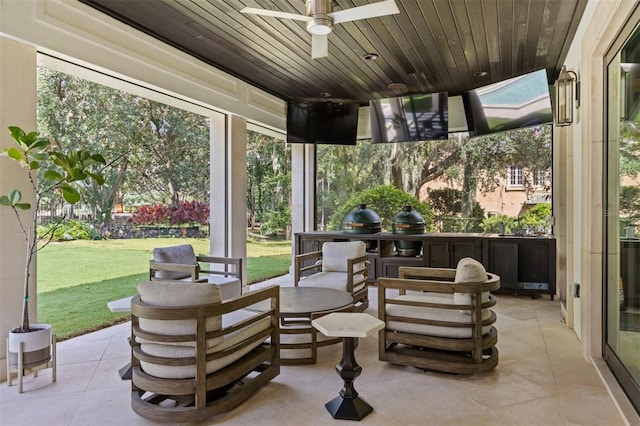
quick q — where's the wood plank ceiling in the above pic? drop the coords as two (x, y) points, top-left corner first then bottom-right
(79, 0), (588, 105)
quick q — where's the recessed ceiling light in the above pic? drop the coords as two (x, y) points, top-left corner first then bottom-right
(320, 92), (332, 98)
(473, 71), (488, 77)
(363, 53), (379, 60)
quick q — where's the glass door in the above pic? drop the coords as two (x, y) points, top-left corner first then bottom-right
(604, 18), (640, 413)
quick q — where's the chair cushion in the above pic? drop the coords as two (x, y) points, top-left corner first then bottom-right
(453, 257), (489, 306)
(298, 271), (367, 294)
(206, 276), (242, 300)
(139, 308), (271, 379)
(136, 280), (223, 348)
(152, 244), (198, 280)
(386, 294), (492, 338)
(322, 241), (366, 272)
(174, 275), (241, 301)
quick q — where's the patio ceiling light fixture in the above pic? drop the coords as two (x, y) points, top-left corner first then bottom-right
(555, 65), (580, 126)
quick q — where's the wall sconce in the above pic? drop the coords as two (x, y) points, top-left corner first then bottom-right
(555, 65), (580, 126)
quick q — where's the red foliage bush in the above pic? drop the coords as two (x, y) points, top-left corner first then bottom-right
(167, 201), (209, 225)
(131, 201), (209, 226)
(131, 204), (168, 225)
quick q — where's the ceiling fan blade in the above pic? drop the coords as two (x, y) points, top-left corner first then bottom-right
(240, 7), (312, 22)
(311, 34), (328, 59)
(330, 0), (399, 24)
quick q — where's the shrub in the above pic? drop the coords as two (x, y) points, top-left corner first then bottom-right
(428, 188), (485, 232)
(166, 201), (209, 225)
(37, 219), (99, 241)
(428, 188), (462, 216)
(260, 206), (291, 236)
(131, 201), (209, 226)
(131, 204), (168, 225)
(436, 216), (483, 232)
(327, 185), (433, 232)
(520, 203), (551, 227)
(480, 214), (516, 233)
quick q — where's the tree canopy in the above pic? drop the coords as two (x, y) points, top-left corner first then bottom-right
(317, 125), (552, 228)
(37, 67), (210, 225)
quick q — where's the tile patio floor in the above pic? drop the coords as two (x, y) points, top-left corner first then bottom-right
(0, 275), (630, 425)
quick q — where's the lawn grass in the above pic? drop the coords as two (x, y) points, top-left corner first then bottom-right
(36, 237), (291, 340)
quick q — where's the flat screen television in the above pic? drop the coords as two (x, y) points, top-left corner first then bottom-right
(464, 69), (552, 136)
(369, 92), (448, 143)
(286, 100), (359, 145)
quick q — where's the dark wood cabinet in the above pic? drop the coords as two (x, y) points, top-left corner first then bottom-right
(482, 236), (556, 298)
(484, 241), (519, 285)
(423, 238), (482, 268)
(380, 256), (424, 278)
(423, 240), (450, 267)
(621, 239), (640, 308)
(295, 232), (556, 298)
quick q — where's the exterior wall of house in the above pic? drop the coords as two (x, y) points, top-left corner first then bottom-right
(422, 175), (550, 218)
(560, 0), (640, 420)
(0, 38), (38, 383)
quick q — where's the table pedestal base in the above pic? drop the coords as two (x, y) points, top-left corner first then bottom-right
(325, 336), (373, 421)
(325, 394), (373, 421)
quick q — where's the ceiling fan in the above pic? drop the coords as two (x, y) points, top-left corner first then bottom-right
(241, 0), (399, 59)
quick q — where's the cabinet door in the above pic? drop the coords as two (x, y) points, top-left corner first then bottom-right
(381, 257), (424, 278)
(451, 239), (482, 265)
(487, 242), (518, 288)
(518, 243), (550, 283)
(424, 241), (450, 267)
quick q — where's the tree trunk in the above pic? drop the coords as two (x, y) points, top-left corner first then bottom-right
(461, 161), (477, 218)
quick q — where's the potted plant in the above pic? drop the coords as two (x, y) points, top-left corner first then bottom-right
(1, 126), (105, 380)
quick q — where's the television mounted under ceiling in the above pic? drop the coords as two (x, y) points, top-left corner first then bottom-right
(286, 100), (359, 145)
(463, 69), (553, 137)
(369, 92), (449, 143)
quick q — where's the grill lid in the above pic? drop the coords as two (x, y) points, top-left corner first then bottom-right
(343, 203), (381, 233)
(392, 205), (424, 230)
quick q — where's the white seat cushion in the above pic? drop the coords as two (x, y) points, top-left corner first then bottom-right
(298, 271), (366, 294)
(322, 241), (366, 272)
(140, 308), (271, 379)
(386, 294), (492, 338)
(185, 275), (241, 300)
(136, 280), (222, 347)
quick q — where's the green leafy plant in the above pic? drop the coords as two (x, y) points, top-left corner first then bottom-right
(520, 203), (552, 233)
(427, 188), (485, 232)
(37, 219), (99, 241)
(260, 205), (291, 236)
(328, 185), (433, 232)
(1, 126), (105, 332)
(480, 214), (516, 234)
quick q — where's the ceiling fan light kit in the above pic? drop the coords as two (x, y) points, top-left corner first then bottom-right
(241, 0), (399, 59)
(307, 19), (333, 35)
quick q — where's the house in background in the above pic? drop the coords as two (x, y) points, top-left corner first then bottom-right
(423, 165), (552, 219)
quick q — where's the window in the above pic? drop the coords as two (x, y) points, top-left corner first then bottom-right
(507, 166), (524, 189)
(533, 170), (549, 187)
(604, 17), (640, 412)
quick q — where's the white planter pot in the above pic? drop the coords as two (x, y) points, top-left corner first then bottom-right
(8, 324), (52, 368)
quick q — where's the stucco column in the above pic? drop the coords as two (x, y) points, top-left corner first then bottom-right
(0, 37), (38, 382)
(209, 113), (248, 290)
(290, 143), (316, 269)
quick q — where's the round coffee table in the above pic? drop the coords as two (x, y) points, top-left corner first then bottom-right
(248, 287), (353, 364)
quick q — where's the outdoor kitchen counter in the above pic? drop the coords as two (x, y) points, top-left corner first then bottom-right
(295, 232), (557, 298)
